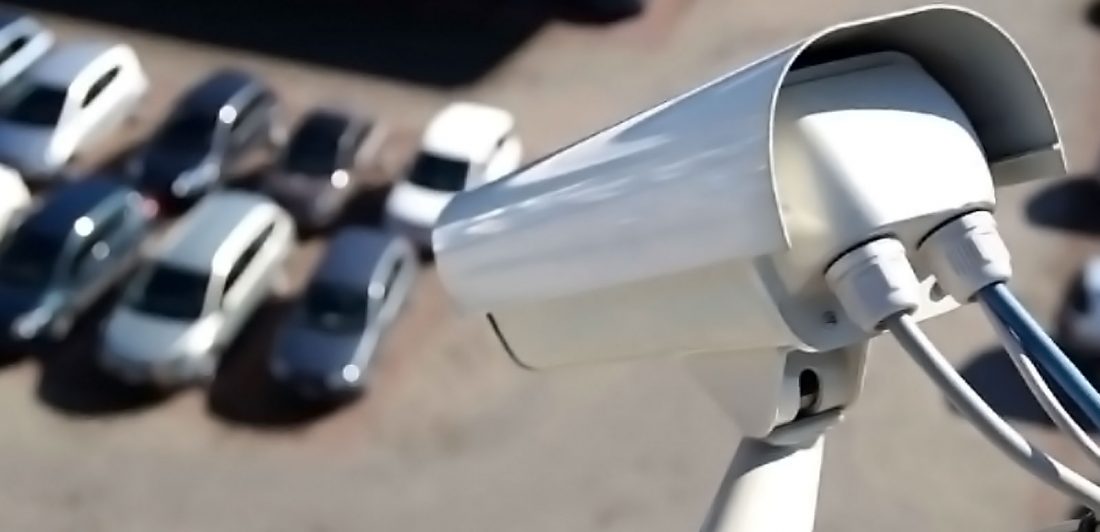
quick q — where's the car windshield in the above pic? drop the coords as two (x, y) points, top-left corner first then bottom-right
(407, 152), (470, 192)
(2, 84), (66, 126)
(283, 129), (339, 175)
(0, 229), (61, 288)
(300, 281), (368, 334)
(154, 112), (215, 153)
(126, 263), (209, 320)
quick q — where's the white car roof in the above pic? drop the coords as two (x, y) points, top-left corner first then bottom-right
(156, 191), (279, 273)
(422, 102), (514, 162)
(27, 41), (120, 87)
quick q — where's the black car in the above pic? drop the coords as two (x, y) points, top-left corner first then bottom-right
(261, 107), (383, 232)
(127, 68), (282, 213)
(269, 228), (417, 400)
(0, 180), (151, 342)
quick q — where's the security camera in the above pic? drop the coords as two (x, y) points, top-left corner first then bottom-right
(432, 5), (1063, 438)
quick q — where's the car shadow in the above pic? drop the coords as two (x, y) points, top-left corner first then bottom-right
(953, 341), (1100, 432)
(206, 296), (346, 428)
(1087, 0), (1100, 30)
(19, 0), (562, 88)
(338, 182), (393, 229)
(1025, 176), (1100, 235)
(34, 295), (173, 416)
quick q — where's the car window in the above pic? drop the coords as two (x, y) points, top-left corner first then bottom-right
(156, 112), (215, 153)
(223, 222), (273, 297)
(69, 207), (128, 278)
(0, 35), (29, 65)
(381, 256), (404, 302)
(1, 82), (66, 125)
(406, 152), (470, 192)
(83, 66), (120, 108)
(340, 123), (370, 168)
(301, 280), (368, 333)
(230, 94), (264, 136)
(125, 263), (209, 319)
(283, 122), (340, 175)
(0, 228), (62, 289)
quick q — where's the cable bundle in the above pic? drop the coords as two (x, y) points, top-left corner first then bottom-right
(826, 210), (1100, 516)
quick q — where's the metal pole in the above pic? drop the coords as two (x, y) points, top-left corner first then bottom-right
(700, 435), (825, 532)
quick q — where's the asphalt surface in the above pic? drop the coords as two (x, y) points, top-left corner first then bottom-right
(5, 1), (1100, 531)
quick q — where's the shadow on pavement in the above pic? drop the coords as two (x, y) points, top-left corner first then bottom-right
(1025, 176), (1100, 235)
(338, 182), (393, 229)
(207, 297), (347, 428)
(18, 0), (558, 88)
(34, 301), (172, 416)
(1087, 0), (1100, 30)
(954, 342), (1100, 432)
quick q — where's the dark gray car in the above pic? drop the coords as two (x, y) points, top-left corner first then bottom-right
(269, 228), (417, 399)
(128, 69), (282, 213)
(0, 180), (151, 343)
(261, 107), (383, 232)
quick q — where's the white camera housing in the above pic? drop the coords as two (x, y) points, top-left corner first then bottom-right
(432, 5), (1064, 437)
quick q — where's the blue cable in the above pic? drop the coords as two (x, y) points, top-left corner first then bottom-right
(977, 282), (1100, 431)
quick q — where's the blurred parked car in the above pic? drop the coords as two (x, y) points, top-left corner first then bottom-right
(127, 68), (282, 213)
(270, 228), (417, 399)
(0, 163), (30, 237)
(1058, 259), (1100, 357)
(262, 107), (384, 232)
(0, 180), (150, 343)
(385, 102), (522, 247)
(99, 191), (295, 387)
(0, 41), (147, 179)
(0, 11), (54, 89)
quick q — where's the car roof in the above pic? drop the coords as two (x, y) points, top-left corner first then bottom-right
(23, 180), (123, 239)
(422, 102), (514, 162)
(310, 228), (396, 288)
(28, 41), (119, 87)
(294, 108), (354, 143)
(179, 68), (264, 114)
(156, 191), (276, 271)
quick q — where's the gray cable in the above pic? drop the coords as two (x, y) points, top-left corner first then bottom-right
(885, 313), (1100, 511)
(984, 305), (1100, 472)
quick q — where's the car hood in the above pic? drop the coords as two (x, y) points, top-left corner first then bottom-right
(386, 181), (454, 228)
(137, 149), (208, 189)
(0, 124), (54, 173)
(103, 307), (194, 362)
(273, 323), (368, 378)
(0, 282), (43, 326)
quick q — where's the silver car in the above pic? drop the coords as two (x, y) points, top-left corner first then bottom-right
(0, 41), (148, 178)
(99, 191), (295, 387)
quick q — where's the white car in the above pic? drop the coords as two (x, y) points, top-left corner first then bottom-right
(385, 102), (522, 247)
(0, 41), (148, 178)
(0, 11), (53, 89)
(0, 163), (29, 235)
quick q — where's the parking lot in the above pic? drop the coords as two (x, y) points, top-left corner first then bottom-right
(7, 0), (1100, 531)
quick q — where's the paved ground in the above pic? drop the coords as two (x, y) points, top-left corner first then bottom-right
(7, 0), (1100, 531)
